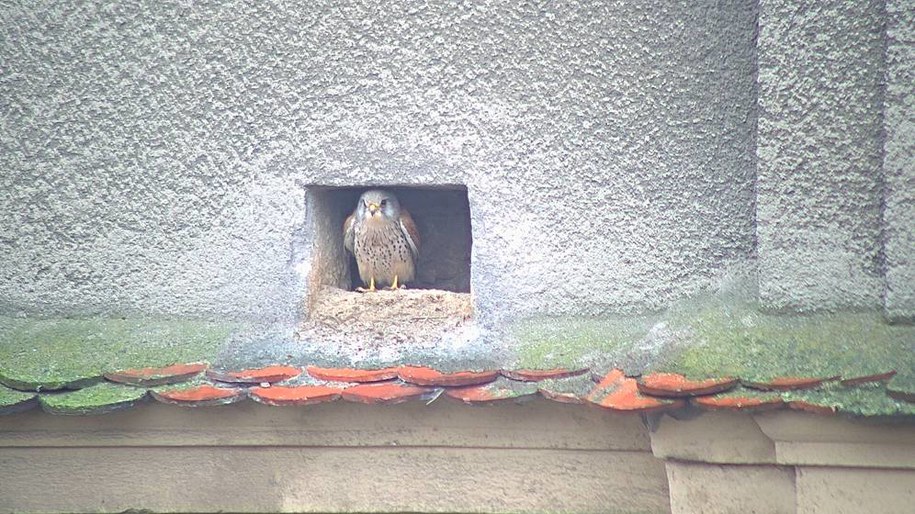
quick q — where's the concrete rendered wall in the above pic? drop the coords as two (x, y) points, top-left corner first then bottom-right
(0, 0), (758, 322)
(756, 0), (887, 313)
(2, 1), (910, 322)
(883, 0), (915, 321)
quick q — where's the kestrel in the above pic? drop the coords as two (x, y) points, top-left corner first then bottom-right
(343, 189), (421, 292)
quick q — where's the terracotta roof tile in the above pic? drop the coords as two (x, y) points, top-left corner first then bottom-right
(637, 372), (738, 398)
(840, 370), (897, 387)
(0, 317), (229, 394)
(742, 376), (839, 391)
(151, 384), (247, 407)
(886, 372), (915, 404)
(588, 370), (685, 413)
(1, 317), (912, 418)
(0, 373), (102, 393)
(887, 389), (915, 404)
(249, 385), (344, 406)
(691, 389), (785, 412)
(341, 382), (435, 405)
(105, 362), (208, 387)
(787, 400), (838, 416)
(206, 365), (302, 384)
(0, 386), (39, 415)
(397, 366), (499, 387)
(306, 366), (399, 383)
(500, 368), (588, 382)
(40, 383), (148, 415)
(445, 378), (539, 404)
(781, 382), (915, 417)
(537, 374), (597, 404)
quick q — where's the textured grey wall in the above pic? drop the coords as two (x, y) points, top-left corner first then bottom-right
(2, 0), (907, 323)
(756, 0), (886, 312)
(883, 0), (915, 322)
(0, 0), (759, 322)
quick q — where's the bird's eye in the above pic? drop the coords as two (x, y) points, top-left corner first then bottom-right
(380, 199), (388, 207)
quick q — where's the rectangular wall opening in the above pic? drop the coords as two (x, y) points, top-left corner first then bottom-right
(301, 185), (473, 349)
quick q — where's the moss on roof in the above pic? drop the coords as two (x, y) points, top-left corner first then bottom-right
(512, 314), (658, 370)
(0, 317), (237, 391)
(783, 382), (915, 418)
(0, 296), (912, 419)
(887, 369), (915, 400)
(39, 382), (149, 415)
(0, 384), (36, 409)
(656, 306), (914, 383)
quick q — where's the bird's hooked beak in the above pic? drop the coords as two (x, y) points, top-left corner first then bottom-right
(367, 203), (380, 215)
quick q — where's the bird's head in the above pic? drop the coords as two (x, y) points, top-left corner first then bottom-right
(356, 189), (401, 221)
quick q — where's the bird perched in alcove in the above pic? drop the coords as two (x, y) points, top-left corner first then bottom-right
(343, 189), (421, 292)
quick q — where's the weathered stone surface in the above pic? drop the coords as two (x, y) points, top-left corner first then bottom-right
(0, 317), (230, 392)
(796, 467), (915, 514)
(0, 447), (671, 513)
(756, 0), (886, 311)
(651, 411), (777, 465)
(0, 397), (653, 451)
(882, 0), (915, 321)
(665, 461), (796, 514)
(755, 410), (915, 469)
(0, 1), (758, 322)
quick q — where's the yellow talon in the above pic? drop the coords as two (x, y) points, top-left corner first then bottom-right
(389, 275), (399, 290)
(356, 277), (377, 293)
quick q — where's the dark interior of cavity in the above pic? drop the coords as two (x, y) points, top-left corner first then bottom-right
(307, 185), (472, 294)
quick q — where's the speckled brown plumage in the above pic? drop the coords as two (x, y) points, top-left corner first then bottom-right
(344, 190), (421, 291)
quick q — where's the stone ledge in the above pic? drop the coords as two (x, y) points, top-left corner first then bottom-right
(795, 467), (915, 514)
(665, 461), (795, 514)
(755, 411), (915, 469)
(650, 411), (776, 464)
(0, 446), (671, 514)
(0, 398), (650, 451)
(651, 410), (915, 469)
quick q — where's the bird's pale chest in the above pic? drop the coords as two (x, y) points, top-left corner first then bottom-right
(353, 216), (414, 286)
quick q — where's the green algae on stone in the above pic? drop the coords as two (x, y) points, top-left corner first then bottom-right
(887, 369), (915, 403)
(445, 377), (540, 403)
(0, 385), (38, 415)
(783, 383), (915, 418)
(0, 317), (237, 391)
(654, 304), (914, 384)
(537, 374), (599, 404)
(511, 314), (659, 370)
(39, 382), (149, 415)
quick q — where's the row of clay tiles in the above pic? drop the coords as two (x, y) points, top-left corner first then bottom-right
(2, 362), (910, 416)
